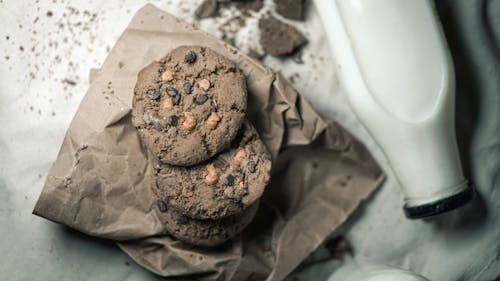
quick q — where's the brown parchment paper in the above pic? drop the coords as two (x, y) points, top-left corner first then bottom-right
(33, 4), (384, 281)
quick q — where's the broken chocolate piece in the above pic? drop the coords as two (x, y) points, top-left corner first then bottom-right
(195, 0), (219, 19)
(259, 16), (306, 57)
(275, 0), (306, 21)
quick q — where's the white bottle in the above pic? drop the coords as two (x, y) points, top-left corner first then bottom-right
(315, 0), (473, 218)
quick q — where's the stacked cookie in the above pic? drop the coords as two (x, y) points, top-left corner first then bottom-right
(132, 46), (272, 247)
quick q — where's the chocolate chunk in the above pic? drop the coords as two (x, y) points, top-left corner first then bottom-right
(195, 0), (219, 19)
(147, 89), (161, 100)
(275, 0), (306, 21)
(259, 16), (306, 57)
(195, 94), (208, 105)
(177, 214), (188, 225)
(166, 115), (178, 126)
(248, 161), (256, 173)
(235, 0), (263, 16)
(184, 51), (197, 64)
(213, 158), (229, 169)
(172, 94), (181, 105)
(157, 200), (168, 213)
(224, 175), (235, 186)
(167, 86), (178, 97)
(183, 82), (192, 94)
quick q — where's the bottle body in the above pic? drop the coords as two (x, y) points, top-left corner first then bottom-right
(316, 0), (472, 218)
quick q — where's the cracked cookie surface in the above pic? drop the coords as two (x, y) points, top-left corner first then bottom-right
(132, 45), (247, 166)
(154, 121), (272, 220)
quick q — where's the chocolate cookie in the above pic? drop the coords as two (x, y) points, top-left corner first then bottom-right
(156, 200), (260, 247)
(154, 121), (272, 219)
(132, 46), (247, 166)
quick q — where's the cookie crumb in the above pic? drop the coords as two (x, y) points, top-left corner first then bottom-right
(195, 0), (219, 19)
(259, 16), (306, 57)
(62, 78), (77, 86)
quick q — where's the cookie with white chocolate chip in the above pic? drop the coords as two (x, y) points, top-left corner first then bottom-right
(154, 120), (272, 220)
(132, 46), (247, 166)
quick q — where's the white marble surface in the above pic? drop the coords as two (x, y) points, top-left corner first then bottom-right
(0, 0), (499, 280)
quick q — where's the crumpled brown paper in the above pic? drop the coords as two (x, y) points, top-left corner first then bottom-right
(33, 4), (384, 281)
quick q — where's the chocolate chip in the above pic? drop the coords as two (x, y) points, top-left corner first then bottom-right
(157, 200), (167, 213)
(184, 50), (197, 64)
(183, 82), (192, 94)
(177, 214), (188, 225)
(213, 158), (229, 169)
(224, 175), (235, 186)
(166, 86), (178, 97)
(248, 161), (256, 173)
(147, 89), (161, 100)
(195, 94), (208, 105)
(166, 115), (178, 126)
(172, 94), (181, 105)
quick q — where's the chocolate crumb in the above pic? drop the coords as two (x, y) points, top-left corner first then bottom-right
(19, 46), (24, 52)
(195, 0), (219, 19)
(275, 0), (306, 21)
(46, 10), (53, 17)
(259, 16), (306, 57)
(62, 78), (77, 86)
(235, 0), (263, 16)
